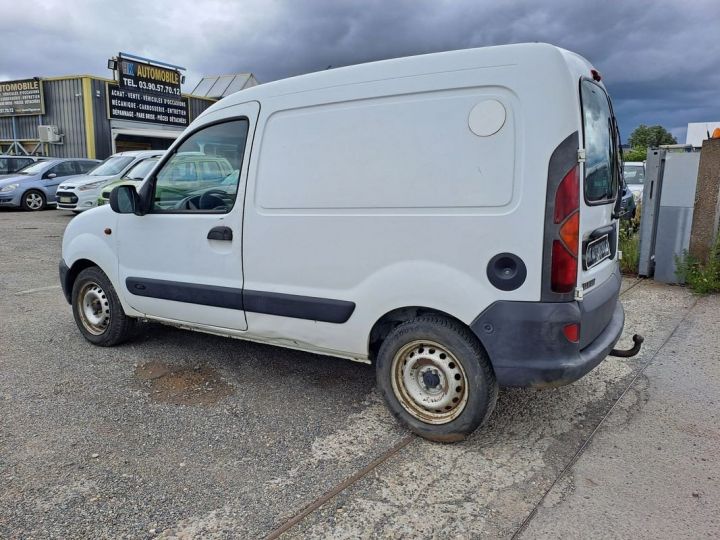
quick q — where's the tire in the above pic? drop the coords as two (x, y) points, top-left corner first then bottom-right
(71, 266), (136, 346)
(21, 189), (46, 211)
(376, 315), (498, 442)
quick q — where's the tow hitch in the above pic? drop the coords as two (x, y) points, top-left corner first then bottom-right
(609, 334), (644, 358)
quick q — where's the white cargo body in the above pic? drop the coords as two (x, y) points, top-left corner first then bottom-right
(61, 43), (627, 441)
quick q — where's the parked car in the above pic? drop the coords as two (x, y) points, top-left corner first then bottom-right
(97, 152), (233, 207)
(0, 158), (99, 210)
(61, 43), (632, 442)
(619, 178), (636, 220)
(56, 150), (165, 213)
(96, 156), (162, 206)
(622, 161), (645, 200)
(153, 152), (234, 209)
(0, 155), (49, 176)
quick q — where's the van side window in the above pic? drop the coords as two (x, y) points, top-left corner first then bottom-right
(151, 119), (249, 213)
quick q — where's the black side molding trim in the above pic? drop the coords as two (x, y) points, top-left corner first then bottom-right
(243, 290), (355, 323)
(126, 277), (244, 310)
(125, 277), (355, 323)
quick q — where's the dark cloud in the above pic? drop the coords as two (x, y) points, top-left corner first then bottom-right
(2, 0), (718, 141)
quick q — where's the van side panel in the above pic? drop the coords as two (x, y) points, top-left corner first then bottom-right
(240, 47), (581, 358)
(256, 89), (515, 210)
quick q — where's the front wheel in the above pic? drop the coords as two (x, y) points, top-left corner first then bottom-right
(71, 266), (136, 346)
(21, 190), (46, 211)
(376, 315), (497, 442)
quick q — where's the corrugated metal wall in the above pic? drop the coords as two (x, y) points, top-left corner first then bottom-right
(92, 79), (112, 159)
(40, 79), (87, 158)
(0, 79), (87, 158)
(188, 96), (214, 121)
(1, 77), (216, 159)
(0, 114), (39, 141)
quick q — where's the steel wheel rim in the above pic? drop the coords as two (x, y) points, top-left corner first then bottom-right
(77, 282), (110, 335)
(390, 339), (469, 424)
(26, 192), (43, 210)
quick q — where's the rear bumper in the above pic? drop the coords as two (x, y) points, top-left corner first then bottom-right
(470, 267), (624, 387)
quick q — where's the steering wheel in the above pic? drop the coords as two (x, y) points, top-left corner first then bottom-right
(199, 189), (229, 210)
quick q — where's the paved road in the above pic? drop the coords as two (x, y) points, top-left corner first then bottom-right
(0, 209), (715, 539)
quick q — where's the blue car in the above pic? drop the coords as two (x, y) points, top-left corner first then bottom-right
(0, 158), (99, 211)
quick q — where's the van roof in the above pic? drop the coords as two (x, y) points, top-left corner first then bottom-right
(201, 42), (591, 116)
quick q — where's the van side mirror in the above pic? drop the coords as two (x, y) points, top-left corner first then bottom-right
(110, 184), (142, 215)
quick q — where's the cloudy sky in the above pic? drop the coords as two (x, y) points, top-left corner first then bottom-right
(1, 0), (718, 142)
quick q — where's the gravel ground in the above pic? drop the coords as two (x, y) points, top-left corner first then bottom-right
(0, 208), (711, 539)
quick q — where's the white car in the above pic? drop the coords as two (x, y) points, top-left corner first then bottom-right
(622, 161), (645, 201)
(56, 150), (165, 213)
(60, 43), (636, 442)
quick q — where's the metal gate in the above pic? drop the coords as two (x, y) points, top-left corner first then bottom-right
(637, 148), (701, 283)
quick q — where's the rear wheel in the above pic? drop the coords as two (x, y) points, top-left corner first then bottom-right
(21, 190), (45, 211)
(71, 266), (136, 346)
(376, 315), (497, 442)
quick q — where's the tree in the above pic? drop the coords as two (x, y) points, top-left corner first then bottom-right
(622, 146), (647, 162)
(627, 125), (677, 149)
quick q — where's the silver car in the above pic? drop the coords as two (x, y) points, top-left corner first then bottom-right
(623, 161), (645, 201)
(55, 150), (165, 213)
(0, 155), (49, 176)
(0, 158), (99, 211)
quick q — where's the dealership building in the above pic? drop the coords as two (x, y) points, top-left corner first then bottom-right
(0, 65), (258, 160)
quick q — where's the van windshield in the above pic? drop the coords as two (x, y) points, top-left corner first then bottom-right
(89, 156), (134, 176)
(581, 80), (619, 203)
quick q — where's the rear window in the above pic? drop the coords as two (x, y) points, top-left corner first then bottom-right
(581, 80), (618, 203)
(0, 157), (33, 174)
(623, 164), (645, 185)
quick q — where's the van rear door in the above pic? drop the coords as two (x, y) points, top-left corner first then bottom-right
(578, 79), (619, 295)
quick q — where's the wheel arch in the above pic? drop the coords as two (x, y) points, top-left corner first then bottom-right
(368, 306), (489, 364)
(62, 258), (98, 303)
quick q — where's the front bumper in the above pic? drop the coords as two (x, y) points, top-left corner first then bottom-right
(470, 268), (624, 387)
(59, 259), (72, 303)
(0, 192), (21, 207)
(56, 189), (98, 211)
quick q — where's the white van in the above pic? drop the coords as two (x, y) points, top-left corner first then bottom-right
(60, 43), (632, 441)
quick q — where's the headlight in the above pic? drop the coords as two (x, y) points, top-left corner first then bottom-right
(78, 180), (107, 191)
(0, 183), (19, 193)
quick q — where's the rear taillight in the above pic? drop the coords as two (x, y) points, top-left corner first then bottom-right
(551, 166), (579, 293)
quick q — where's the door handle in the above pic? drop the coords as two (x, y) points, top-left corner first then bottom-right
(207, 226), (233, 241)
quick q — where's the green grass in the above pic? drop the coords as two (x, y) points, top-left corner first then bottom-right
(619, 228), (640, 274)
(619, 203), (641, 275)
(675, 234), (720, 294)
